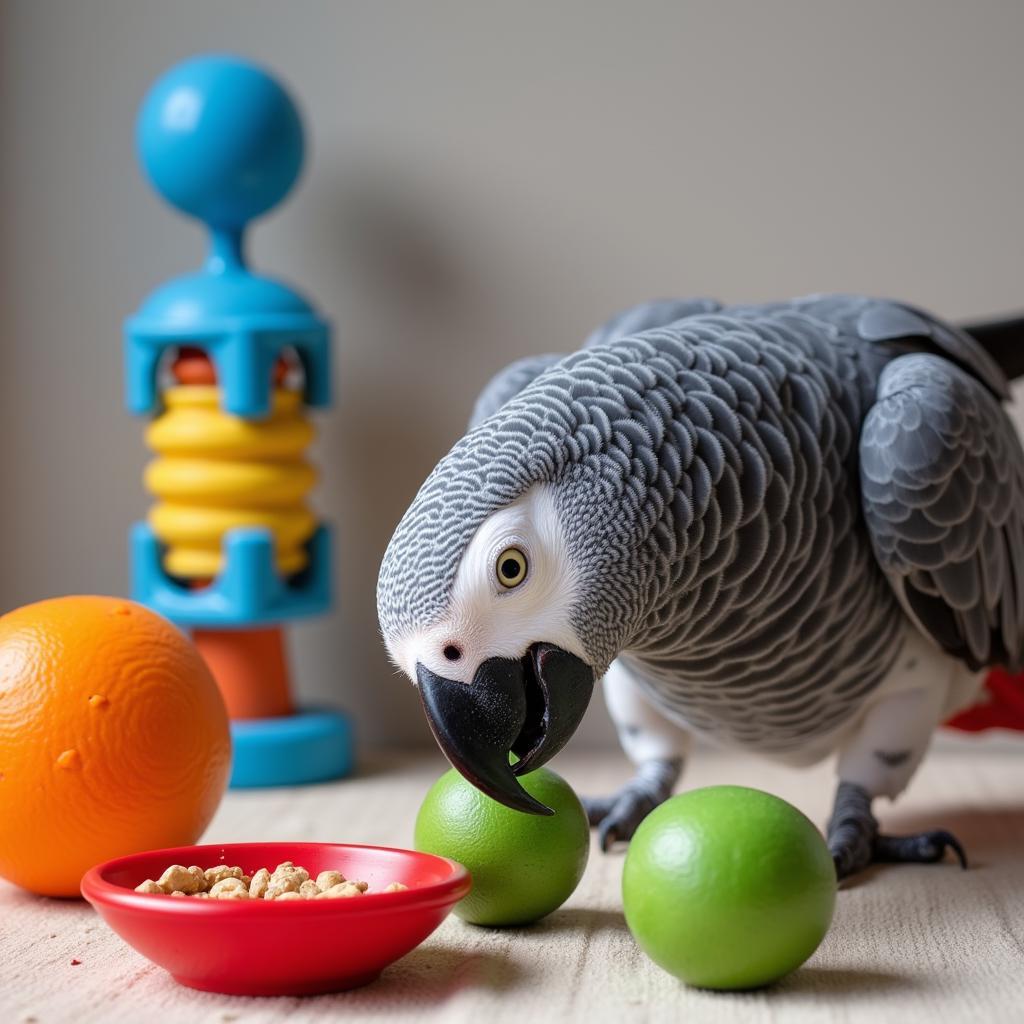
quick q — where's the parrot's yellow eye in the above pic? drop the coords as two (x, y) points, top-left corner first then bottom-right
(496, 547), (528, 589)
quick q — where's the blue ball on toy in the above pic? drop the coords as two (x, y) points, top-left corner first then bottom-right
(137, 54), (304, 229)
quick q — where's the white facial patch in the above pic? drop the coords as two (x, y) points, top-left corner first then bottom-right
(386, 484), (585, 684)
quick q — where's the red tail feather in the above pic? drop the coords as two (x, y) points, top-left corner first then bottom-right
(944, 667), (1024, 732)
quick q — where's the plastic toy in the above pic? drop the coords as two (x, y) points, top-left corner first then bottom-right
(125, 55), (350, 787)
(81, 841), (470, 995)
(377, 294), (1024, 880)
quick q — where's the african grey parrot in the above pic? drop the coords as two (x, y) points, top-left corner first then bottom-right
(376, 294), (1024, 879)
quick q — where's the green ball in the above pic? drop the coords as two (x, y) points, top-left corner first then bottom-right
(622, 786), (836, 990)
(414, 765), (589, 926)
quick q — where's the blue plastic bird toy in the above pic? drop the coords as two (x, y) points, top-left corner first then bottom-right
(125, 54), (351, 788)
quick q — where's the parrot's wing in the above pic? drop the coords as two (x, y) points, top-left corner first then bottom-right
(583, 298), (722, 348)
(469, 353), (565, 428)
(783, 295), (1010, 400)
(860, 352), (1024, 671)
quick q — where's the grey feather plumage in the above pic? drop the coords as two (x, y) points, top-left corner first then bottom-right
(860, 353), (1024, 670)
(582, 298), (722, 349)
(469, 354), (565, 428)
(377, 294), (1024, 755)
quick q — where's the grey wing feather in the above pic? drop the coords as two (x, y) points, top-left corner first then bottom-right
(857, 300), (1009, 399)
(584, 298), (722, 348)
(860, 352), (1024, 670)
(786, 295), (1009, 399)
(604, 294), (1009, 398)
(469, 354), (565, 428)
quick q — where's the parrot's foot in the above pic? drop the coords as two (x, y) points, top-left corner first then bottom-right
(583, 757), (681, 852)
(827, 781), (968, 880)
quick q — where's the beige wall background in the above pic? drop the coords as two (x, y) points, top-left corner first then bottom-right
(2, 0), (1024, 750)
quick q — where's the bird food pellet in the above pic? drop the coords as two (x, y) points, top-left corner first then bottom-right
(134, 862), (408, 900)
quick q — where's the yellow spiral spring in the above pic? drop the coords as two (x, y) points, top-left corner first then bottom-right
(144, 386), (318, 579)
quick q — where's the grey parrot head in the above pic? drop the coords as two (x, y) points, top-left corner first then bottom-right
(377, 361), (656, 814)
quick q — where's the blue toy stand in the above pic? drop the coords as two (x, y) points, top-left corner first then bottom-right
(125, 296), (331, 418)
(230, 708), (353, 788)
(130, 524), (332, 627)
(126, 54), (352, 789)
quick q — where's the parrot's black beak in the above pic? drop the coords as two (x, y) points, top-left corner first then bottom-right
(416, 643), (595, 815)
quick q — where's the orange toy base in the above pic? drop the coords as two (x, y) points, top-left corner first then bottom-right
(193, 626), (295, 720)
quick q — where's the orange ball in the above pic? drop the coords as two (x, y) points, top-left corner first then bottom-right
(0, 596), (231, 897)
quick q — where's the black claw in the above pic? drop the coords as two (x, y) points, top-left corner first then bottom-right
(826, 782), (968, 879)
(598, 821), (619, 852)
(829, 820), (876, 878)
(950, 834), (969, 870)
(585, 758), (682, 853)
(874, 829), (969, 870)
(827, 781), (878, 880)
(596, 791), (659, 849)
(832, 842), (873, 880)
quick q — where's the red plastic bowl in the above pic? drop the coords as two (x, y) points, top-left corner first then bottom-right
(81, 841), (471, 996)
